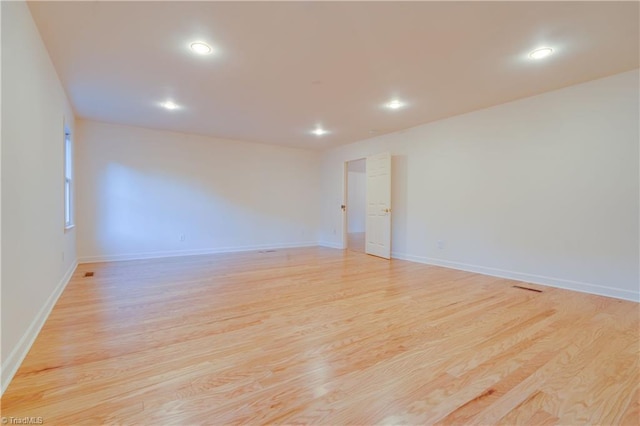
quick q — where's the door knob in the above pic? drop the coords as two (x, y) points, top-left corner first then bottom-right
(383, 208), (391, 213)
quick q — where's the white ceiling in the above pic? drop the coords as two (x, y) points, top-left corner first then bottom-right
(29, 1), (639, 150)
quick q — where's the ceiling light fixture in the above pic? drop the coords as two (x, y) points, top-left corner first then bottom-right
(386, 99), (405, 110)
(190, 41), (213, 55)
(529, 47), (554, 59)
(160, 101), (180, 110)
(311, 127), (329, 136)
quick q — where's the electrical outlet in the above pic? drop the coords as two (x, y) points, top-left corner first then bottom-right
(180, 233), (186, 242)
(437, 240), (445, 249)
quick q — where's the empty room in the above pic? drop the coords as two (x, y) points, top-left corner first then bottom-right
(1, 1), (639, 424)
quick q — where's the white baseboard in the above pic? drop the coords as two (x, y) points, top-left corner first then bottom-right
(78, 241), (319, 264)
(391, 251), (639, 302)
(318, 241), (345, 249)
(1, 260), (78, 395)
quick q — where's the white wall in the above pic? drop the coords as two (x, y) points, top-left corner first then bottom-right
(1, 0), (77, 393)
(321, 70), (639, 301)
(347, 167), (366, 233)
(76, 120), (321, 261)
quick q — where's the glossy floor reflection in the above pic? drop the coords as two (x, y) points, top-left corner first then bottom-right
(3, 247), (638, 424)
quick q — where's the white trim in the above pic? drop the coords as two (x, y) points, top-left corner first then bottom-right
(342, 161), (349, 250)
(63, 126), (74, 230)
(1, 260), (78, 395)
(78, 241), (319, 264)
(391, 251), (640, 303)
(318, 241), (345, 250)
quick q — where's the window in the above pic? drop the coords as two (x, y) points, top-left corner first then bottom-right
(64, 129), (73, 229)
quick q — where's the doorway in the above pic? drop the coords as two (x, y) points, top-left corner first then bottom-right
(345, 158), (366, 253)
(343, 153), (392, 259)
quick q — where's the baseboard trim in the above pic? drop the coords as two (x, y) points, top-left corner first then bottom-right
(318, 241), (344, 249)
(391, 252), (639, 303)
(1, 260), (78, 395)
(78, 242), (319, 264)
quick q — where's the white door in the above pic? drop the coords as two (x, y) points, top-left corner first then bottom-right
(365, 152), (391, 259)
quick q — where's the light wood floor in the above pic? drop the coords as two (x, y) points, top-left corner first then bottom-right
(2, 247), (638, 424)
(347, 232), (365, 253)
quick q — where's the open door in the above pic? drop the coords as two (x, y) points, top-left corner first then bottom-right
(365, 152), (391, 259)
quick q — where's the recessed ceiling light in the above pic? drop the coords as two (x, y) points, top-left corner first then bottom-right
(385, 99), (405, 110)
(529, 47), (554, 59)
(190, 41), (213, 55)
(160, 101), (180, 110)
(311, 128), (329, 136)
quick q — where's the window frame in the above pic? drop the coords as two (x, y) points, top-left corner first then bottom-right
(64, 125), (74, 230)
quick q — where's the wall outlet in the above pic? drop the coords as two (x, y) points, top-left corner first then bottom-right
(180, 233), (186, 242)
(437, 240), (445, 249)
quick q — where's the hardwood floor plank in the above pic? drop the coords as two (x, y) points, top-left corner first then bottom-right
(2, 247), (638, 424)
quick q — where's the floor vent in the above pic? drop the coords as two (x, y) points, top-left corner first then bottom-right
(84, 272), (94, 277)
(512, 285), (542, 293)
